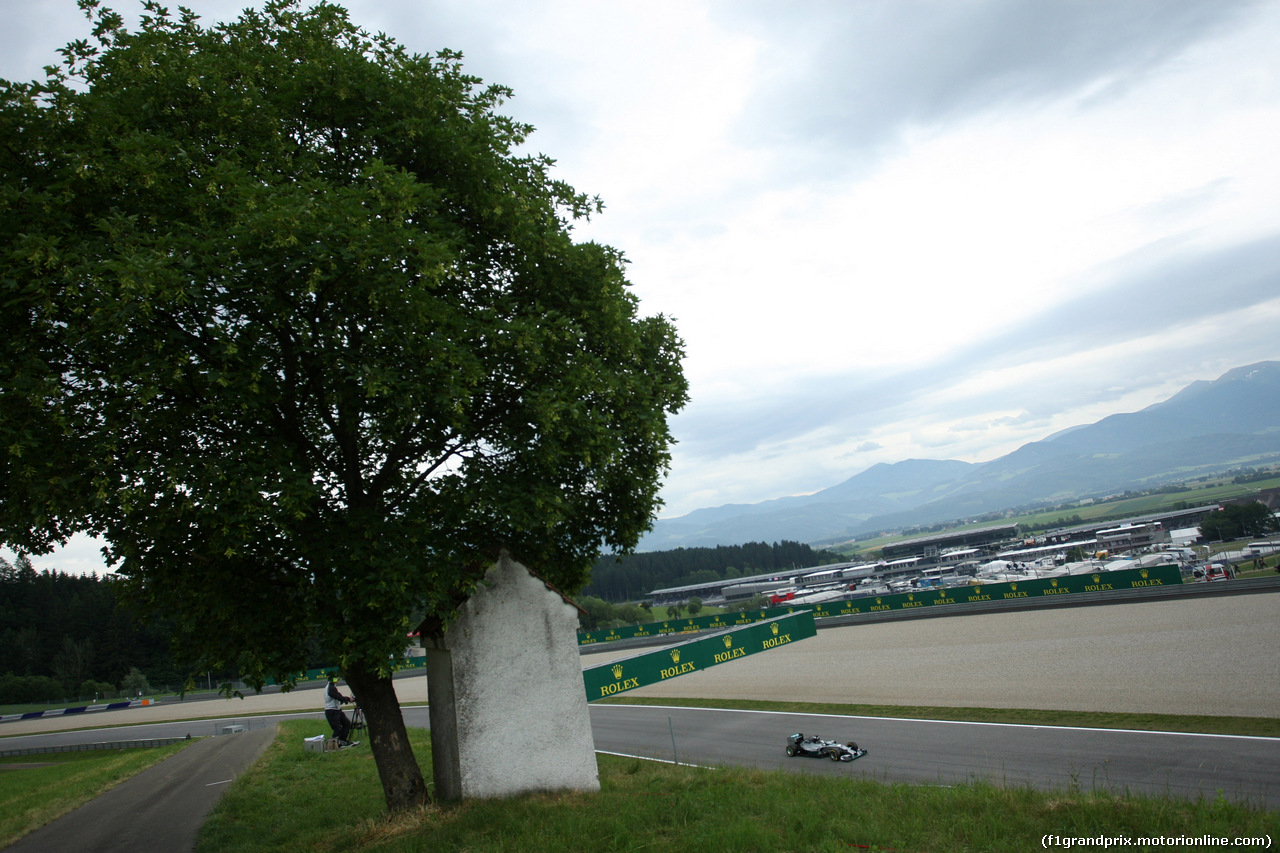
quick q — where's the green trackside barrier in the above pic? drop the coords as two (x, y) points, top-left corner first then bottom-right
(582, 609), (817, 701)
(577, 565), (1182, 647)
(803, 564), (1183, 618)
(577, 604), (801, 646)
(264, 657), (427, 687)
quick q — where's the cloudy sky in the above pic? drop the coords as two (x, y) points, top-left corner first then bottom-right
(4, 0), (1280, 572)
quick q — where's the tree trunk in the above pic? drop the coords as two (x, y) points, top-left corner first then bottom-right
(344, 661), (430, 812)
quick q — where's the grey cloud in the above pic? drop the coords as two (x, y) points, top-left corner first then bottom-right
(720, 0), (1262, 169)
(673, 230), (1280, 462)
(947, 412), (1039, 433)
(977, 233), (1280, 365)
(343, 3), (587, 131)
(672, 367), (936, 459)
(838, 233), (1280, 423)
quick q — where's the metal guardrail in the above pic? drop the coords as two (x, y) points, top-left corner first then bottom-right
(579, 575), (1280, 654)
(0, 737), (192, 759)
(814, 573), (1280, 627)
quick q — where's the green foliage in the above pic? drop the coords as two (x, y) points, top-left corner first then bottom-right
(0, 1), (685, 687)
(2, 3), (686, 811)
(120, 665), (149, 695)
(78, 678), (117, 700)
(684, 595), (702, 616)
(1199, 501), (1278, 542)
(682, 569), (720, 586)
(1229, 465), (1280, 485)
(735, 593), (770, 612)
(614, 602), (650, 624)
(52, 636), (94, 693)
(0, 673), (65, 704)
(577, 593), (655, 630)
(574, 595), (615, 632)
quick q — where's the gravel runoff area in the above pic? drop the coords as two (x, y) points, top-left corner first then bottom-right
(581, 593), (1280, 719)
(4, 593), (1276, 739)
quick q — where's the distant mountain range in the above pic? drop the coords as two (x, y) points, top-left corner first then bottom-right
(640, 361), (1280, 551)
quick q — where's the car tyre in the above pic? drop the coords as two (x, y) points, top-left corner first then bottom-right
(828, 749), (841, 761)
(786, 745), (796, 756)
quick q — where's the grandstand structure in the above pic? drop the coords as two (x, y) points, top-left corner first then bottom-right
(642, 504), (1226, 606)
(647, 562), (875, 607)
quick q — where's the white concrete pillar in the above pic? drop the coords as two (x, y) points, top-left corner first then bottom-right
(426, 552), (599, 800)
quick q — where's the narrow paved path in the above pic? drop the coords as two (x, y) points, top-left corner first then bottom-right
(4, 727), (274, 853)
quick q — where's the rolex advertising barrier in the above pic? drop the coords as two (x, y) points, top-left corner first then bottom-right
(799, 564), (1182, 618)
(267, 656), (426, 686)
(578, 605), (801, 646)
(578, 565), (1182, 647)
(582, 609), (817, 701)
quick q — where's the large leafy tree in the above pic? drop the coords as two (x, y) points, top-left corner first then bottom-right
(1199, 501), (1278, 542)
(0, 0), (686, 812)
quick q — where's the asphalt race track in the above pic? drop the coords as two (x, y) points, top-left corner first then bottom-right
(587, 704), (1280, 808)
(7, 699), (1277, 813)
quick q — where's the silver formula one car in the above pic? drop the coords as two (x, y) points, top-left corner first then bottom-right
(786, 732), (867, 762)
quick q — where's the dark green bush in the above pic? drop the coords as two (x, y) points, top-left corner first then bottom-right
(0, 673), (65, 705)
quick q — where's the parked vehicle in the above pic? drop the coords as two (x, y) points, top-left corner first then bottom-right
(785, 733), (866, 762)
(1192, 563), (1232, 582)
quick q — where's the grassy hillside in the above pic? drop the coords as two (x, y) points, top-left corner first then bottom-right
(835, 474), (1280, 559)
(189, 721), (1278, 852)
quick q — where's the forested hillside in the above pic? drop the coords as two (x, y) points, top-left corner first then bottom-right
(582, 541), (844, 602)
(0, 555), (181, 703)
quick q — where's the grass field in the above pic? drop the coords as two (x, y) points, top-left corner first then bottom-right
(192, 720), (1278, 853)
(836, 475), (1280, 558)
(1014, 478), (1280, 533)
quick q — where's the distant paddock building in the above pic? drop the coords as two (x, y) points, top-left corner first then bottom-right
(643, 505), (1225, 605)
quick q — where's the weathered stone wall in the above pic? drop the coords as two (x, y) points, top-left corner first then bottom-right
(426, 552), (599, 800)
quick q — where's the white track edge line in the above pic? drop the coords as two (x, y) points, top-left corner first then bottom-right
(590, 703), (1280, 742)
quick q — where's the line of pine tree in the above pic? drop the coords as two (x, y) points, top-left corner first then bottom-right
(0, 555), (179, 704)
(582, 541), (845, 602)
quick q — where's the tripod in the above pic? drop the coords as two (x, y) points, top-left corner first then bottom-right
(349, 705), (367, 738)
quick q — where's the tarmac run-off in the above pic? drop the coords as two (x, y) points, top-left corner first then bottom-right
(580, 594), (1280, 718)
